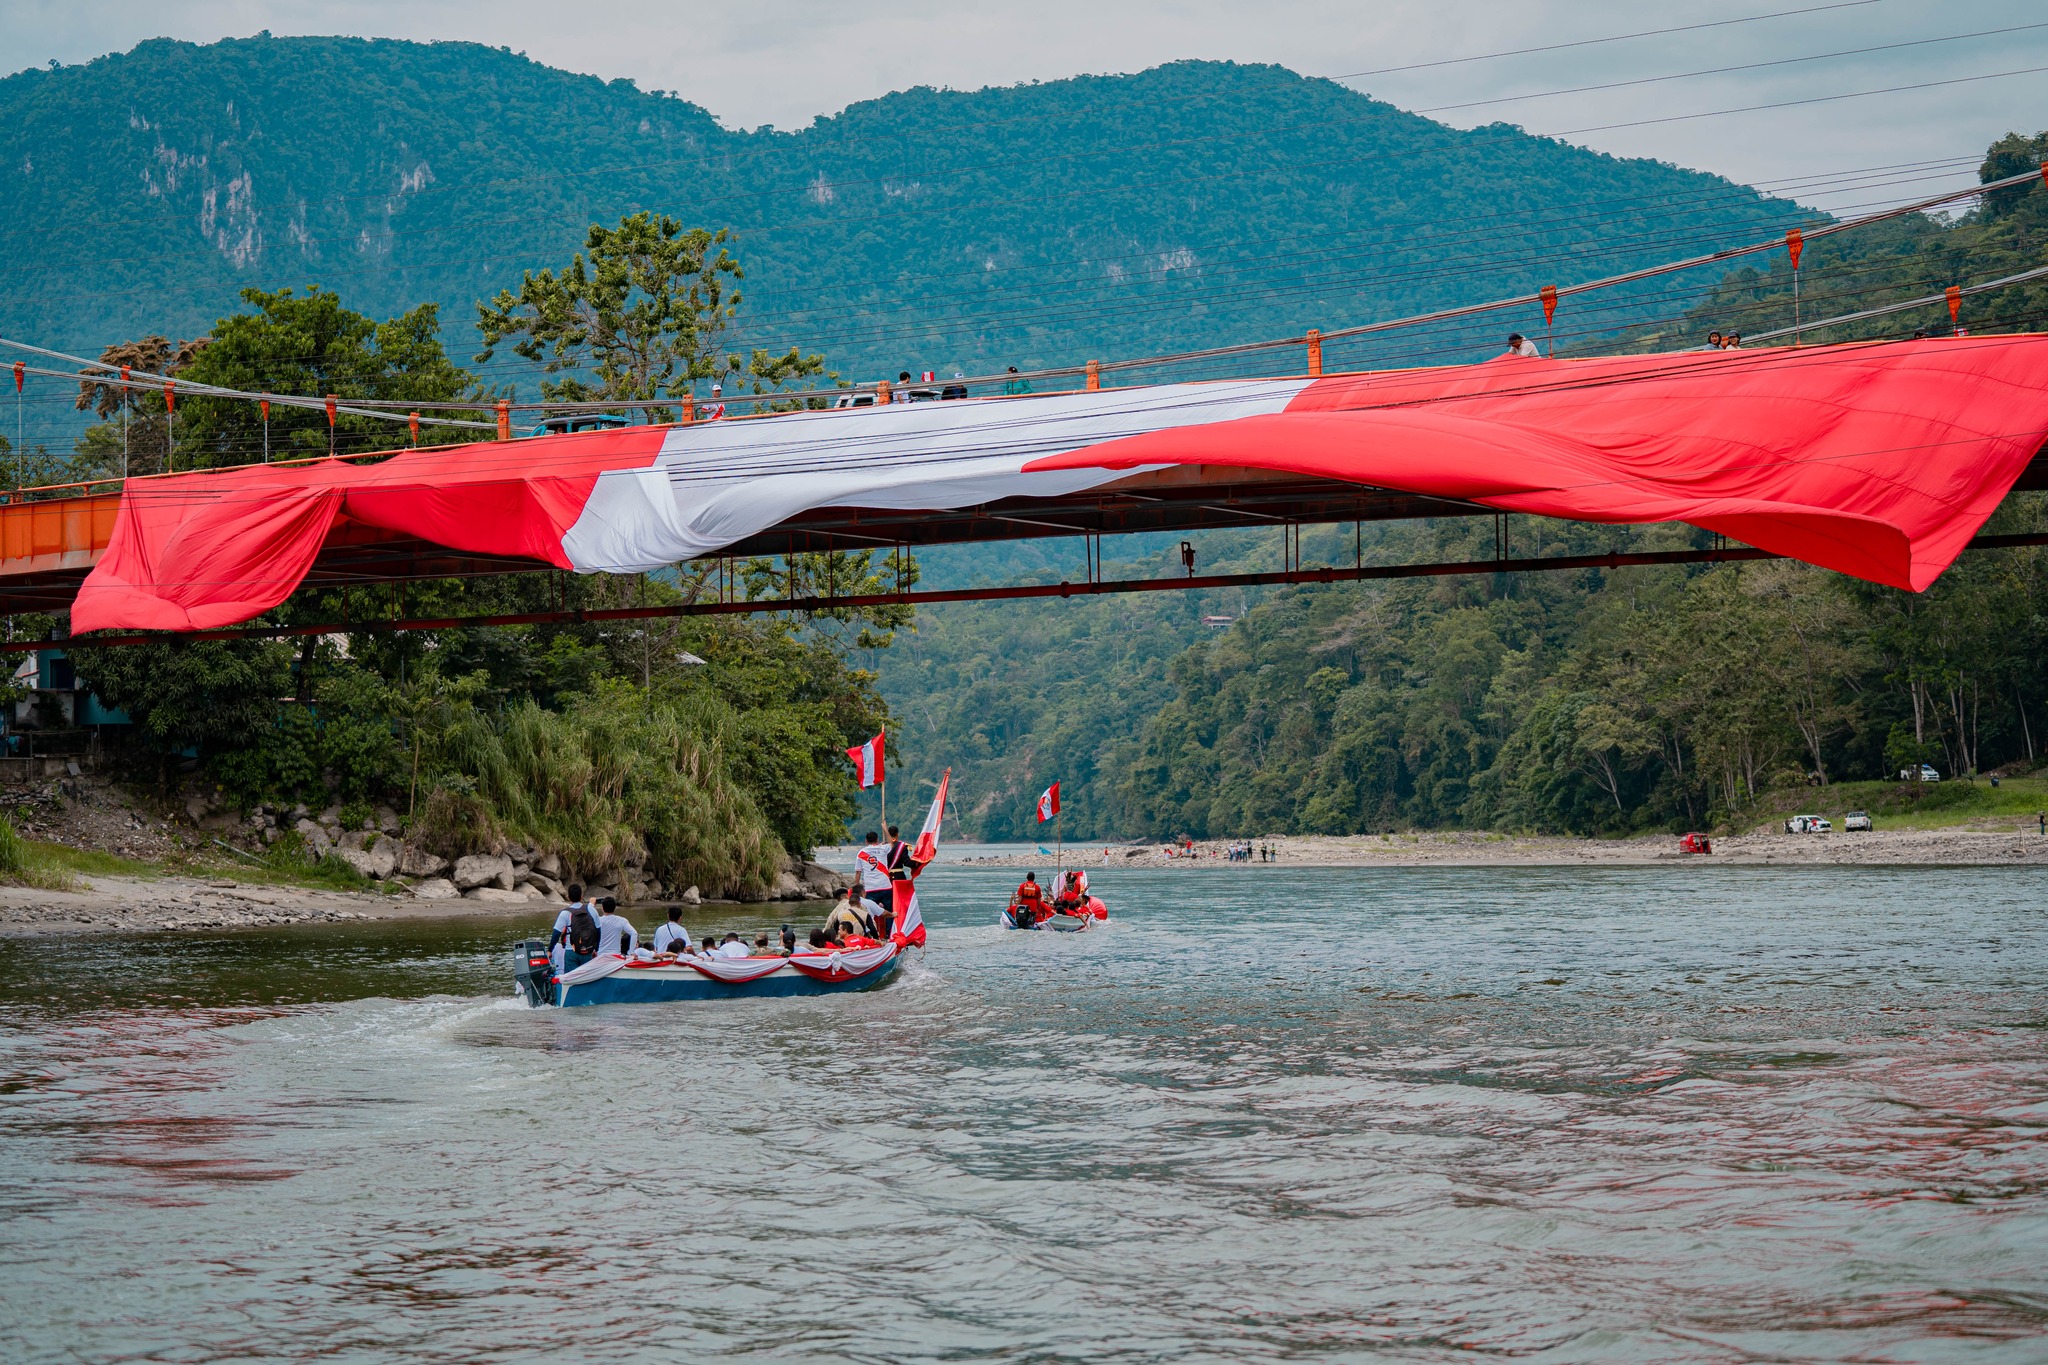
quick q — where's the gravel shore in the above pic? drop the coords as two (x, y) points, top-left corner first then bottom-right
(964, 827), (2048, 869)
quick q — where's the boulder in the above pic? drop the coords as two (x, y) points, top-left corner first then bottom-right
(771, 869), (803, 900)
(374, 806), (402, 835)
(504, 842), (532, 864)
(453, 852), (515, 890)
(295, 818), (333, 856)
(534, 851), (562, 877)
(398, 844), (448, 879)
(680, 885), (702, 905)
(797, 861), (850, 898)
(336, 843), (398, 880)
(318, 805), (342, 828)
(511, 863), (531, 883)
(338, 830), (367, 852)
(412, 877), (461, 900)
(525, 872), (565, 901)
(463, 886), (531, 904)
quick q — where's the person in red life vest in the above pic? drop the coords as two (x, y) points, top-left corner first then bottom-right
(1050, 871), (1087, 917)
(1011, 871), (1047, 926)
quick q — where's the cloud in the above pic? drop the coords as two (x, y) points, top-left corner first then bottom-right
(5, 0), (2046, 205)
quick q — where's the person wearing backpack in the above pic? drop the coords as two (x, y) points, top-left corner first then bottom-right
(550, 885), (602, 973)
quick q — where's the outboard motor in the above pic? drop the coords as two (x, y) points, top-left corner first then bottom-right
(512, 939), (555, 1007)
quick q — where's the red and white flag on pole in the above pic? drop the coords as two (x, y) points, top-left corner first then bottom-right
(911, 767), (951, 865)
(846, 732), (885, 788)
(1036, 781), (1061, 823)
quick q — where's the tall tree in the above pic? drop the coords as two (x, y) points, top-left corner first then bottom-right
(476, 213), (825, 420)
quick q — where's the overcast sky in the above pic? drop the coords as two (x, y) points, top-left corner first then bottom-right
(6, 0), (2047, 211)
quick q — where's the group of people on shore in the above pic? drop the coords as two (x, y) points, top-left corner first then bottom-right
(1226, 841), (1275, 863)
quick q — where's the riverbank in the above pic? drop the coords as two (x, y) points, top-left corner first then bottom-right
(965, 826), (2048, 868)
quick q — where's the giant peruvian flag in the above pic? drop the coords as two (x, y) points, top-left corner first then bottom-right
(846, 732), (884, 788)
(1037, 781), (1060, 823)
(65, 340), (2048, 635)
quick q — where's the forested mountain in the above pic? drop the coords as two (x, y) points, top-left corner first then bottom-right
(0, 36), (1804, 406)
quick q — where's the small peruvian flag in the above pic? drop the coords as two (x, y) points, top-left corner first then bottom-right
(1036, 781), (1060, 823)
(847, 732), (885, 788)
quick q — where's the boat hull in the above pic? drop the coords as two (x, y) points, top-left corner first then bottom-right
(557, 954), (903, 1006)
(514, 939), (906, 1008)
(1000, 909), (1100, 931)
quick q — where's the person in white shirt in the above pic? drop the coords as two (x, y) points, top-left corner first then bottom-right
(652, 907), (691, 954)
(593, 897), (639, 957)
(855, 829), (893, 918)
(1505, 332), (1541, 358)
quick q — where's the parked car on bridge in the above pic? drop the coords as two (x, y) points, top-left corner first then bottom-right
(1844, 811), (1872, 831)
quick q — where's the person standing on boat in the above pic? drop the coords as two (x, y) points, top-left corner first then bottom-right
(856, 830), (893, 922)
(877, 823), (912, 938)
(553, 885), (596, 974)
(592, 897), (639, 957)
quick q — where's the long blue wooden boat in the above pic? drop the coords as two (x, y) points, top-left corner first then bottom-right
(514, 938), (904, 1007)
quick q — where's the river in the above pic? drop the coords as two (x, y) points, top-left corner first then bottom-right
(1, 864), (2044, 1362)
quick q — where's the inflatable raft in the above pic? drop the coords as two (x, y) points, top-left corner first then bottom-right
(1001, 869), (1108, 930)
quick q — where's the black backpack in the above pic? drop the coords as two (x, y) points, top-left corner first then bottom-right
(568, 906), (600, 955)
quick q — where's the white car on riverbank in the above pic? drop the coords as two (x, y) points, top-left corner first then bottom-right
(1784, 815), (1833, 833)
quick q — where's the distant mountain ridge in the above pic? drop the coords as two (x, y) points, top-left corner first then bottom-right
(0, 36), (1807, 392)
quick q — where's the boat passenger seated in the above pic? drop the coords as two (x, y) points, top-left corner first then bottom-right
(807, 928), (832, 951)
(1011, 872), (1047, 926)
(652, 907), (691, 954)
(824, 889), (873, 941)
(715, 932), (750, 959)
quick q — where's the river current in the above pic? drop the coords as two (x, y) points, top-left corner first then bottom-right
(0, 864), (2044, 1362)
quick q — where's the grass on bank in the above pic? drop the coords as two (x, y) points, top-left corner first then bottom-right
(1742, 774), (2048, 833)
(1, 819), (383, 896)
(0, 817), (85, 891)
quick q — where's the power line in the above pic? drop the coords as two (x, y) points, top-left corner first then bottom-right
(1412, 21), (2048, 116)
(1554, 61), (2048, 137)
(1326, 0), (1890, 79)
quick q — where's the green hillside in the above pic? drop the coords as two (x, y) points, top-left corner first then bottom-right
(0, 36), (1806, 410)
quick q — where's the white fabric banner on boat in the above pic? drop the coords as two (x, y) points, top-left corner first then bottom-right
(556, 954), (630, 986)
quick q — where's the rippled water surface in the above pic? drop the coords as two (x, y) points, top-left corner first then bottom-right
(2, 865), (2046, 1362)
